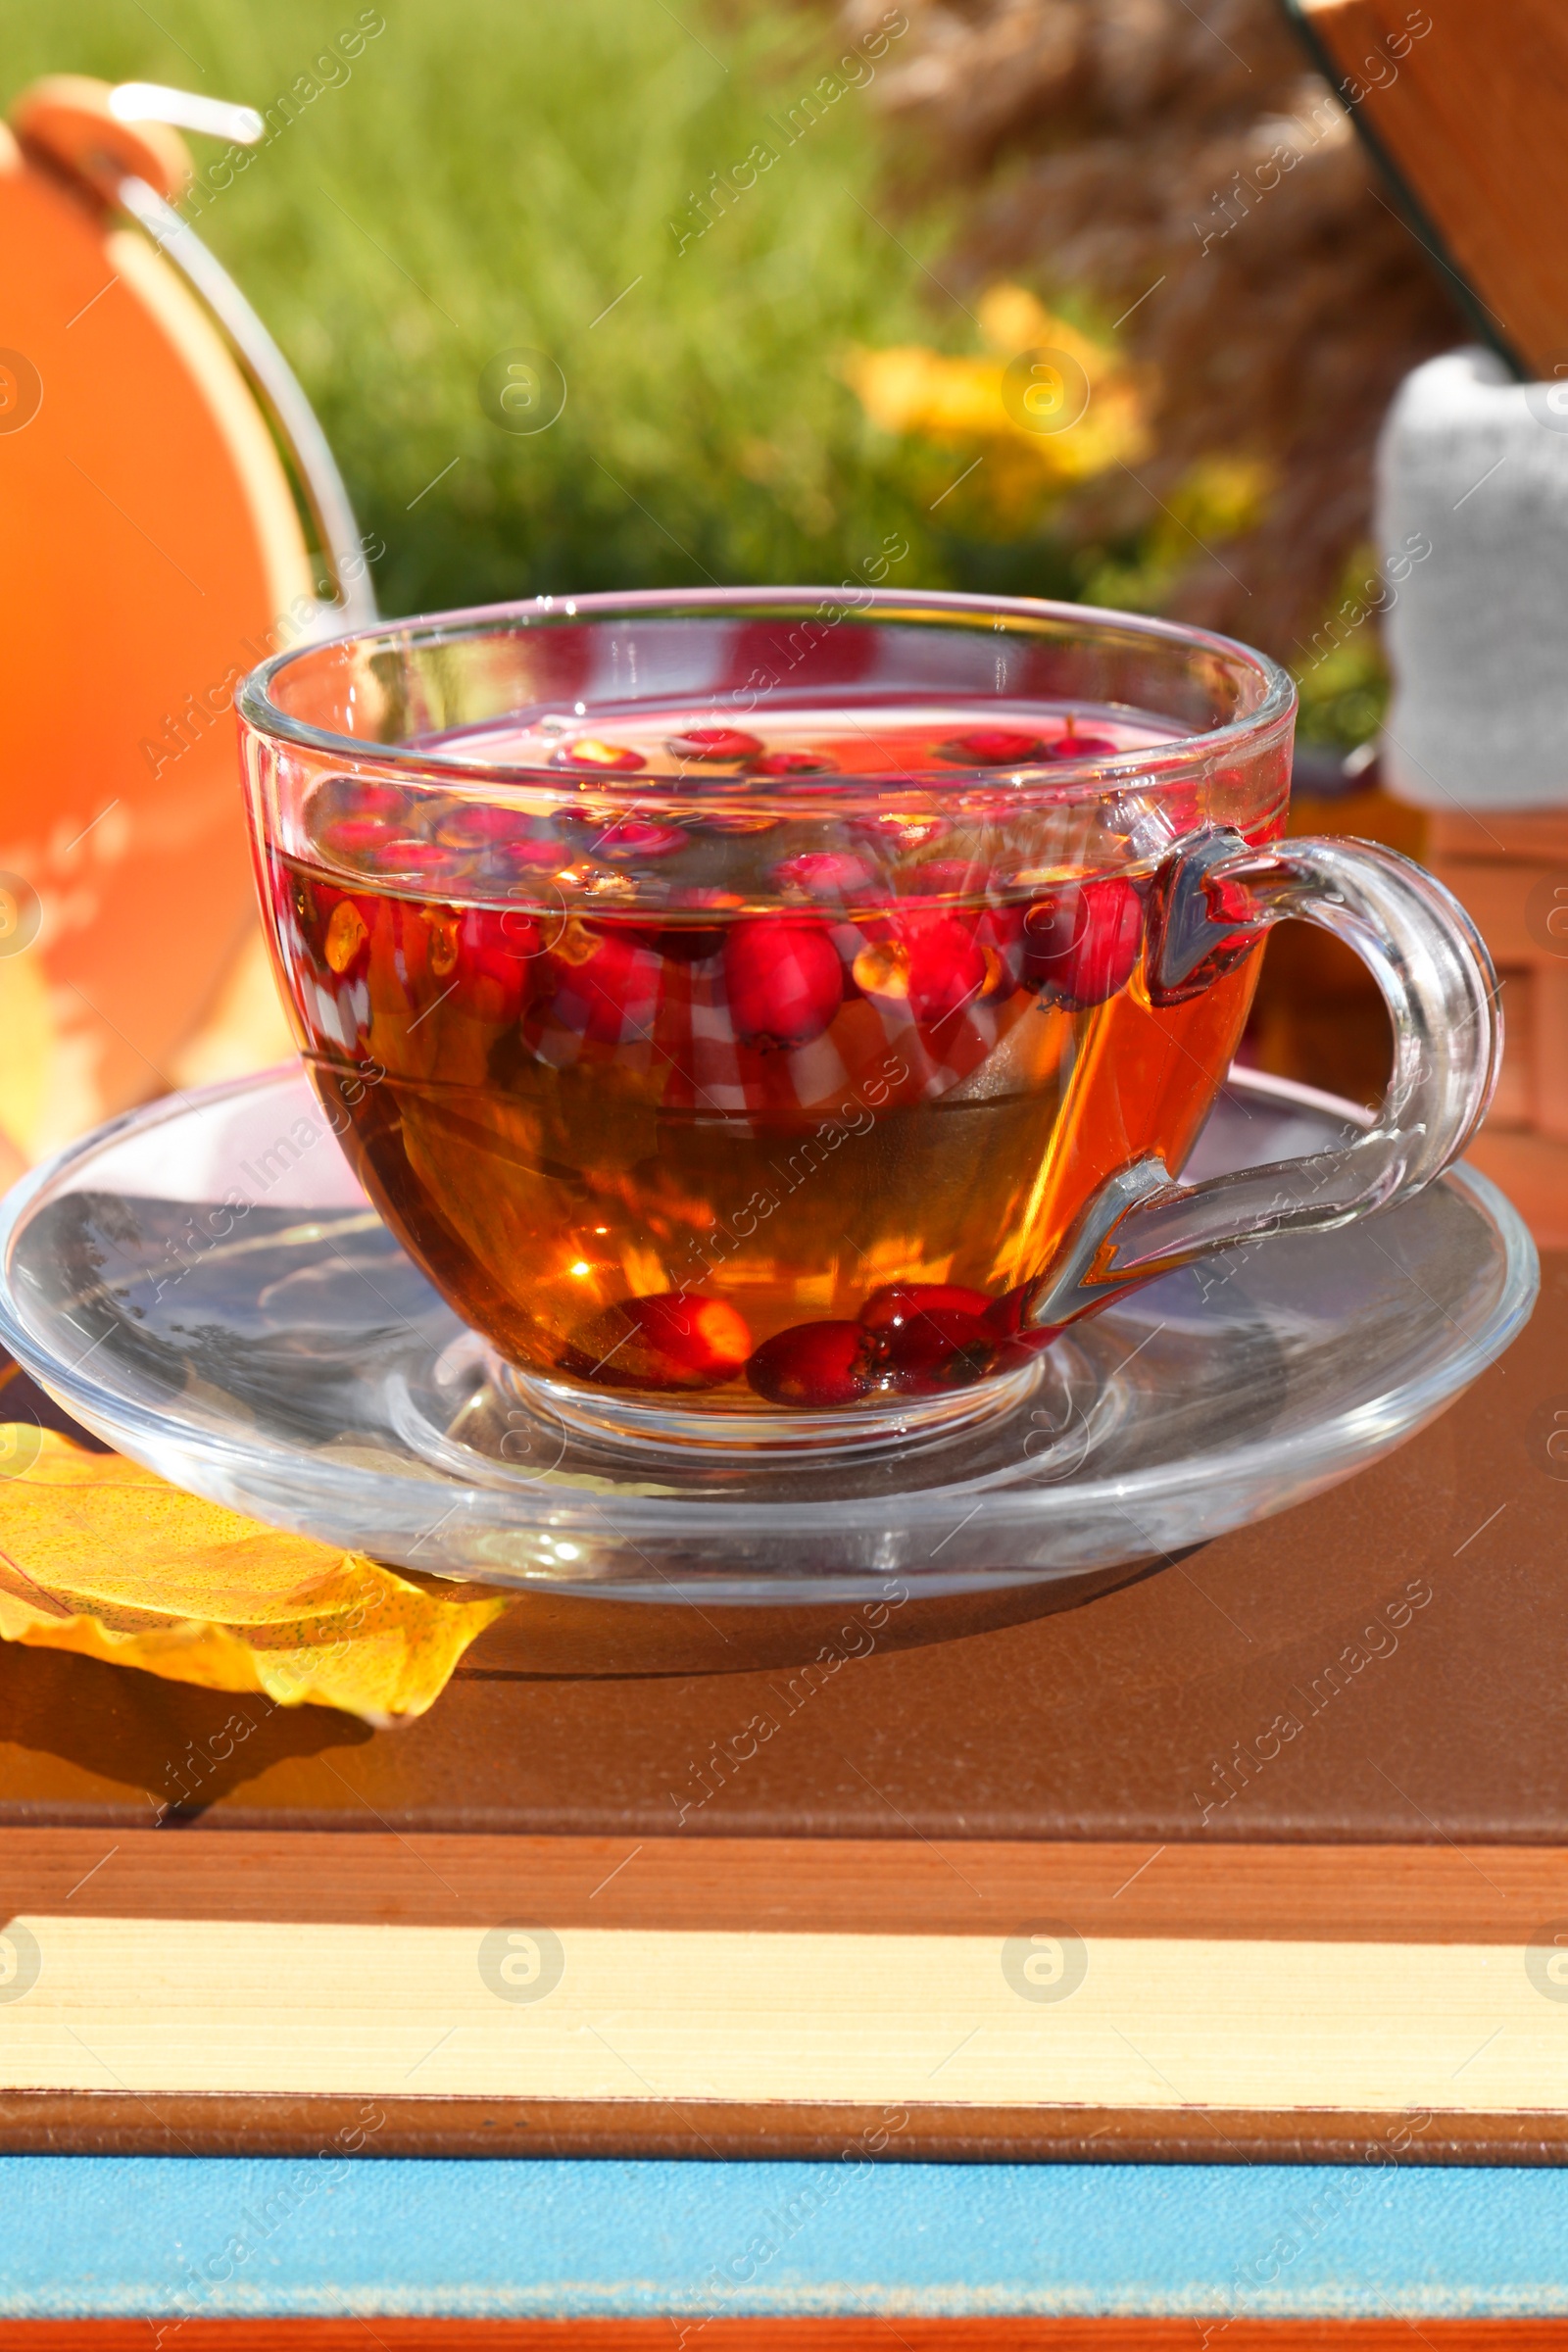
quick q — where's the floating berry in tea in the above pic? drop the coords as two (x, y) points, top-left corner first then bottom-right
(1043, 731), (1120, 761)
(435, 805), (539, 851)
(318, 813), (405, 862)
(556, 738), (647, 772)
(307, 777), (411, 834)
(772, 852), (879, 904)
(746, 1320), (881, 1407)
(588, 817), (689, 861)
(755, 750), (828, 776)
(1021, 875), (1143, 1007)
(853, 813), (949, 848)
(935, 728), (1045, 765)
(666, 726), (763, 763)
(722, 918), (843, 1050)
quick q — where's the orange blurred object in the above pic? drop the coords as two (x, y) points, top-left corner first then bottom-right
(0, 76), (371, 1181)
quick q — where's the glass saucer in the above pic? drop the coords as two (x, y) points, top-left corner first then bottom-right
(0, 1065), (1537, 1605)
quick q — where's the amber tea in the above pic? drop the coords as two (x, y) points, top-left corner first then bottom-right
(259, 693), (1283, 1424)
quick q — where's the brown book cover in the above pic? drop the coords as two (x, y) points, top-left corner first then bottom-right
(1, 1257), (1564, 2164)
(1289, 0), (1568, 380)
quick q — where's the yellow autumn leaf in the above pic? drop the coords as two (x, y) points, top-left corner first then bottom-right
(0, 1428), (509, 1723)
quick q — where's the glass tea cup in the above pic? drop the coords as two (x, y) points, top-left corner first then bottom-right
(237, 589), (1498, 1453)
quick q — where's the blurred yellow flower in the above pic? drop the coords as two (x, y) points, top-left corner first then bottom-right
(844, 284), (1151, 517)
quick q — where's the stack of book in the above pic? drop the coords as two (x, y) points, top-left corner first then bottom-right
(1, 1260), (1564, 2163)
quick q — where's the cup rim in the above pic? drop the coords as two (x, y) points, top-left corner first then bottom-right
(236, 584), (1297, 795)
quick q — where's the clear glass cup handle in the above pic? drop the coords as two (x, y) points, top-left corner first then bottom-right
(1029, 830), (1503, 1326)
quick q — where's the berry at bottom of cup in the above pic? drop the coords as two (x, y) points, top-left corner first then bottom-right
(984, 1285), (1063, 1353)
(630, 1293), (753, 1384)
(878, 1306), (1003, 1393)
(859, 1282), (992, 1332)
(746, 1321), (882, 1408)
(570, 1291), (753, 1391)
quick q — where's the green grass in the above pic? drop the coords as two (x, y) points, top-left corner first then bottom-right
(4, 0), (959, 613)
(4, 1), (1379, 745)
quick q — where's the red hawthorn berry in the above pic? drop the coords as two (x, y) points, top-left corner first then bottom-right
(935, 729), (1046, 764)
(984, 1286), (1063, 1356)
(588, 817), (689, 861)
(974, 901), (1025, 1001)
(343, 781), (408, 815)
(666, 726), (763, 763)
(756, 750), (829, 776)
(435, 805), (538, 850)
(555, 738), (647, 772)
(771, 852), (879, 903)
(447, 907), (542, 1024)
(482, 835), (572, 876)
(859, 1282), (994, 1332)
(854, 911), (989, 1026)
(566, 1291), (754, 1392)
(318, 813), (405, 861)
(879, 1305), (1003, 1393)
(1043, 731), (1120, 761)
(1021, 875), (1143, 1008)
(307, 779), (410, 834)
(746, 1319), (881, 1408)
(631, 1292), (752, 1382)
(543, 927), (663, 1043)
(853, 813), (950, 849)
(722, 919), (844, 1050)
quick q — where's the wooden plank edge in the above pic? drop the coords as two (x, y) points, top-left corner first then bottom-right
(3, 2094), (1567, 2165)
